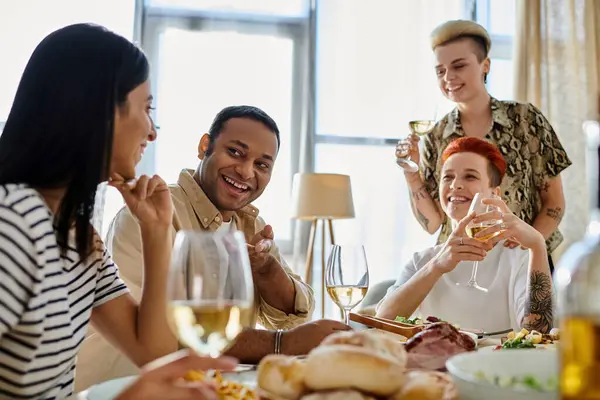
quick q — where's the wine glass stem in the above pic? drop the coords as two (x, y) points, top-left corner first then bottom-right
(469, 261), (480, 283)
(342, 307), (350, 325)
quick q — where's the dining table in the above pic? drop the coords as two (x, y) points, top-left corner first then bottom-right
(74, 321), (505, 400)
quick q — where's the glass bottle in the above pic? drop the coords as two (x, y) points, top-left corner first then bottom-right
(556, 119), (600, 400)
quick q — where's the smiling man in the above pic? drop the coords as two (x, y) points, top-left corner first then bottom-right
(75, 106), (318, 390)
(109, 105), (314, 326)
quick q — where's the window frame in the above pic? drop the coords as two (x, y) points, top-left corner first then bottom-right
(139, 3), (310, 254)
(312, 0), (514, 149)
(473, 0), (514, 91)
(308, 0), (515, 252)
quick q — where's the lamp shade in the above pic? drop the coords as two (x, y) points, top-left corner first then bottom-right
(291, 173), (355, 220)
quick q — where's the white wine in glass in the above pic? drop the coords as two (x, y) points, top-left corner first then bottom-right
(408, 120), (436, 136)
(326, 286), (368, 310)
(397, 119), (436, 172)
(326, 245), (369, 325)
(465, 225), (502, 242)
(457, 193), (504, 292)
(168, 230), (254, 358)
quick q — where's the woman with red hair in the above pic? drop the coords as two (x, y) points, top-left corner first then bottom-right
(396, 20), (570, 275)
(378, 138), (553, 334)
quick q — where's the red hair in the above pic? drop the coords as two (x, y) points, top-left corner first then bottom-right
(441, 137), (506, 186)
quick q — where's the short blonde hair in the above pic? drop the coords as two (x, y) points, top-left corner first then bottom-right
(430, 20), (491, 61)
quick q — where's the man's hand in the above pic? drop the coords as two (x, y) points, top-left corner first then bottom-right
(281, 320), (351, 356)
(247, 225), (277, 274)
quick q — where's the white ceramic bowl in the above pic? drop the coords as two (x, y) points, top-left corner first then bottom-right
(446, 349), (558, 400)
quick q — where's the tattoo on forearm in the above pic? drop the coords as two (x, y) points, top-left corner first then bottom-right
(411, 186), (428, 201)
(409, 186), (430, 230)
(522, 271), (553, 333)
(546, 207), (563, 223)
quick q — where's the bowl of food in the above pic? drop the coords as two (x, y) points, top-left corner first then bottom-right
(446, 349), (558, 400)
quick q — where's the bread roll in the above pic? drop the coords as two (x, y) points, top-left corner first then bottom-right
(304, 345), (404, 396)
(300, 390), (377, 400)
(392, 369), (458, 400)
(320, 329), (407, 367)
(257, 355), (306, 400)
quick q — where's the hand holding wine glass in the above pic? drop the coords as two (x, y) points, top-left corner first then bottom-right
(456, 193), (505, 292)
(396, 120), (436, 173)
(325, 245), (369, 325)
(167, 230), (254, 358)
(472, 197), (546, 250)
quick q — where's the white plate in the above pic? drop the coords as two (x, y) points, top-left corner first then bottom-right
(446, 349), (558, 400)
(86, 377), (136, 400)
(85, 367), (257, 399)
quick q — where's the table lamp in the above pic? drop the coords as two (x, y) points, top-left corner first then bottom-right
(291, 173), (355, 317)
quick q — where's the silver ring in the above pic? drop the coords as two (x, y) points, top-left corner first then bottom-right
(500, 222), (508, 230)
(460, 237), (464, 245)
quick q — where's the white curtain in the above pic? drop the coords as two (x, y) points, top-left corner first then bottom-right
(513, 0), (600, 258)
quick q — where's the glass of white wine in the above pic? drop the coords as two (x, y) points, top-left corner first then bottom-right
(457, 193), (504, 292)
(396, 119), (436, 173)
(167, 230), (254, 358)
(326, 245), (370, 325)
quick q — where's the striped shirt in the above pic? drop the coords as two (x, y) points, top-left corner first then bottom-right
(0, 184), (128, 399)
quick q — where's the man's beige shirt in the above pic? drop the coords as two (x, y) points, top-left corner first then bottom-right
(75, 169), (314, 391)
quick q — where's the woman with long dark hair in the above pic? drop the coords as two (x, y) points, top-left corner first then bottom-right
(0, 23), (227, 399)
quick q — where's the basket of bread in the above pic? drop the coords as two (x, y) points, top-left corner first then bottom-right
(257, 327), (461, 400)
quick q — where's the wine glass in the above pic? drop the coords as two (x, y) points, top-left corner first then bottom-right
(326, 245), (370, 325)
(167, 230), (254, 358)
(456, 193), (504, 292)
(396, 120), (436, 172)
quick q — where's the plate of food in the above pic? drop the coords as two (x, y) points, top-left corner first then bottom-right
(257, 328), (461, 399)
(484, 328), (560, 351)
(88, 323), (480, 400)
(85, 366), (258, 400)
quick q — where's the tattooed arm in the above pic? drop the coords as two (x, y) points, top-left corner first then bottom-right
(532, 175), (566, 240)
(481, 197), (553, 333)
(520, 242), (554, 333)
(405, 173), (444, 234)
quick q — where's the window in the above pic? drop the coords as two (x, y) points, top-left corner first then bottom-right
(314, 0), (465, 291)
(0, 0), (136, 123)
(139, 2), (309, 252)
(146, 0), (308, 19)
(313, 0), (516, 303)
(475, 0), (516, 100)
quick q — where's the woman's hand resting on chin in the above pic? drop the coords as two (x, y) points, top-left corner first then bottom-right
(109, 173), (173, 228)
(430, 211), (493, 274)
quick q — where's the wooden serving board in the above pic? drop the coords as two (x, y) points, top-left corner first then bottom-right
(349, 313), (424, 338)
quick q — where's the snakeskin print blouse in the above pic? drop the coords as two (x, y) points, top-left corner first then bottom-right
(420, 97), (572, 253)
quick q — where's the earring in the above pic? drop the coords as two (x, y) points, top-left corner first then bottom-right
(484, 73), (488, 84)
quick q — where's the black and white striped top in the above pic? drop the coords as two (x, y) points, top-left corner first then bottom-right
(0, 184), (128, 399)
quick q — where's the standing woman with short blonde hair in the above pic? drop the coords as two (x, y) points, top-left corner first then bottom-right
(396, 19), (571, 273)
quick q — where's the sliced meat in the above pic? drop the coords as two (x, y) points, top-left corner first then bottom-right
(404, 322), (476, 371)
